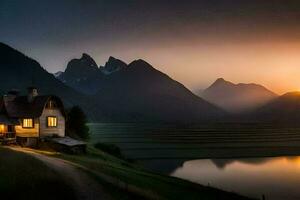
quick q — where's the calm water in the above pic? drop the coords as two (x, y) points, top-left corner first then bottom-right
(171, 157), (300, 200)
(89, 123), (300, 200)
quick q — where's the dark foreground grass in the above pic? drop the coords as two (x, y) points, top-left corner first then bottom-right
(0, 147), (76, 200)
(55, 146), (256, 200)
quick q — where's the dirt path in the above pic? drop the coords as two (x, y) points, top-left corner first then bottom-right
(8, 147), (112, 200)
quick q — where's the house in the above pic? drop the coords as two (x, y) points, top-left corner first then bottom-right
(0, 87), (65, 146)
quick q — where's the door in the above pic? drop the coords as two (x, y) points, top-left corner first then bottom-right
(6, 125), (15, 138)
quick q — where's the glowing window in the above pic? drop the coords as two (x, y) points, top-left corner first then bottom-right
(47, 117), (57, 127)
(23, 119), (33, 128)
(0, 124), (4, 133)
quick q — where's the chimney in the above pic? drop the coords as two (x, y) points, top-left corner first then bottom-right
(27, 87), (38, 102)
(4, 89), (19, 101)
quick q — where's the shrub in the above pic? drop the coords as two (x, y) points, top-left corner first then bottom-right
(66, 106), (90, 140)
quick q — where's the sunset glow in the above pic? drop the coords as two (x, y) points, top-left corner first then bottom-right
(2, 1), (300, 95)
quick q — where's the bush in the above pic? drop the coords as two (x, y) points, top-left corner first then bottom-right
(94, 142), (122, 158)
(66, 106), (90, 140)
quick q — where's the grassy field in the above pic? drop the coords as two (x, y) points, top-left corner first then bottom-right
(54, 146), (254, 200)
(0, 147), (75, 200)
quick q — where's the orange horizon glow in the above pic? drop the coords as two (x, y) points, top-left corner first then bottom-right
(89, 38), (300, 95)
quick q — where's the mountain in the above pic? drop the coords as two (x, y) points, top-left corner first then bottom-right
(201, 78), (278, 113)
(57, 55), (225, 122)
(1, 42), (224, 122)
(56, 53), (105, 94)
(251, 91), (300, 123)
(91, 59), (225, 122)
(57, 55), (128, 94)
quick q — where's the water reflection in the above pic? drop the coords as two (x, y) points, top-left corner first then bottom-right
(138, 159), (187, 174)
(211, 158), (272, 169)
(171, 156), (300, 200)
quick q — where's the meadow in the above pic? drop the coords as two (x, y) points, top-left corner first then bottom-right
(54, 146), (253, 200)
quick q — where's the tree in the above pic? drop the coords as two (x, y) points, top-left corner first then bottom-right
(66, 106), (89, 140)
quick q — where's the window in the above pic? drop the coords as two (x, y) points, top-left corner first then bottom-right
(23, 119), (33, 128)
(47, 116), (57, 127)
(0, 124), (4, 133)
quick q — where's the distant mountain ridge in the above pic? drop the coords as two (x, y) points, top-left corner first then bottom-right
(0, 42), (224, 122)
(250, 91), (300, 123)
(3, 42), (300, 124)
(57, 54), (225, 122)
(57, 55), (129, 94)
(201, 78), (278, 113)
(91, 59), (225, 122)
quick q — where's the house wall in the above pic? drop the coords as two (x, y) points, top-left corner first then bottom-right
(0, 124), (6, 133)
(39, 108), (65, 138)
(15, 118), (39, 137)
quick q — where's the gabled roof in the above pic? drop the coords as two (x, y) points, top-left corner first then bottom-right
(2, 95), (65, 118)
(0, 114), (19, 125)
(49, 137), (86, 147)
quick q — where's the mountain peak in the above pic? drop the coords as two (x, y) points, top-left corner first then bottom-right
(81, 53), (93, 60)
(78, 53), (98, 68)
(128, 59), (155, 70)
(107, 56), (118, 62)
(209, 78), (234, 88)
(202, 78), (277, 113)
(102, 56), (127, 74)
(125, 59), (158, 74)
(130, 59), (150, 66)
(216, 78), (226, 82)
(64, 53), (99, 78)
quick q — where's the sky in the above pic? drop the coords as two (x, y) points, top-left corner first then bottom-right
(1, 0), (300, 94)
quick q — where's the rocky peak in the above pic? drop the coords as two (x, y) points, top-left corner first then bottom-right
(101, 56), (127, 74)
(64, 53), (99, 77)
(208, 78), (234, 89)
(80, 53), (97, 67)
(128, 59), (155, 70)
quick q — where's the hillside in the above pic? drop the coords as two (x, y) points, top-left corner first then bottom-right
(201, 78), (277, 113)
(42, 146), (254, 200)
(251, 91), (300, 123)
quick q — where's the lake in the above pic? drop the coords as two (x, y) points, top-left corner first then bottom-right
(171, 157), (300, 200)
(89, 123), (300, 200)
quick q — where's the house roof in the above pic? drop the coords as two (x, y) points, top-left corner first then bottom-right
(0, 114), (19, 125)
(1, 95), (65, 118)
(49, 137), (86, 147)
